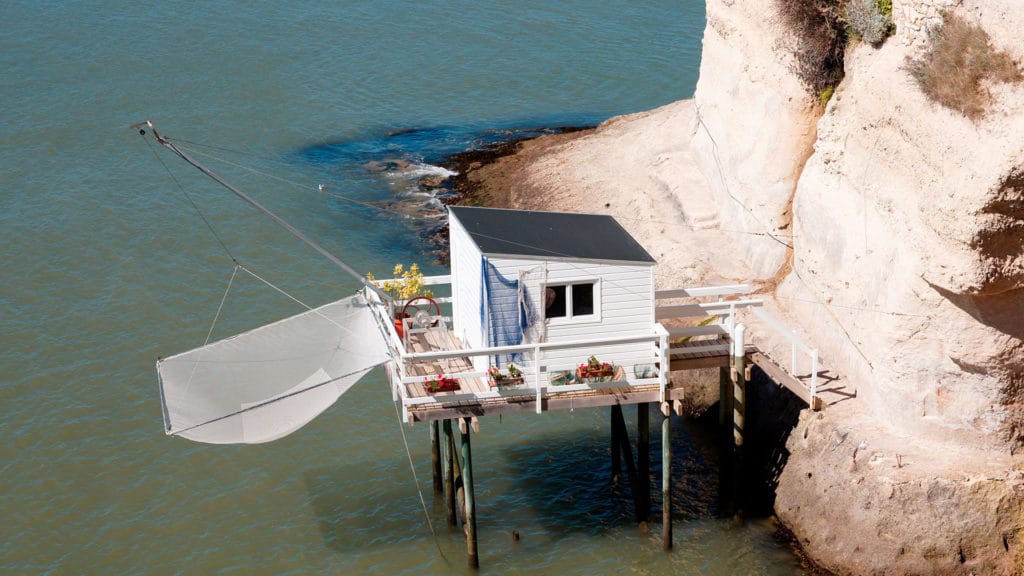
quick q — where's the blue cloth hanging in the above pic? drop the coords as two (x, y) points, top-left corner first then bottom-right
(482, 259), (524, 367)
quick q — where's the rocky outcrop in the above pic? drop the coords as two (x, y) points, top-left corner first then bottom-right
(776, 402), (1024, 575)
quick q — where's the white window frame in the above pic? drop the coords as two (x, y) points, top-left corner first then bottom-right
(543, 278), (601, 325)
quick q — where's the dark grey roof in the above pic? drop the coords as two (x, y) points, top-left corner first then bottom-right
(448, 206), (656, 264)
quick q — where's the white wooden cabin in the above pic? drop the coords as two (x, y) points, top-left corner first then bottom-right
(448, 206), (657, 378)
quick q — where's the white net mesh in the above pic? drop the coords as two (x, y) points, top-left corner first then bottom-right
(156, 293), (390, 444)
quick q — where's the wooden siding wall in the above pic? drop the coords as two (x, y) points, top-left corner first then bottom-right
(448, 215), (485, 372)
(487, 257), (657, 374)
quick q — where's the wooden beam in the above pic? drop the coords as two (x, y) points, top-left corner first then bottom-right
(654, 284), (751, 299)
(665, 324), (729, 339)
(431, 420), (442, 494)
(611, 406), (645, 524)
(718, 367), (730, 429)
(461, 419), (478, 568)
(749, 352), (823, 410)
(669, 355), (732, 371)
(662, 412), (672, 550)
(443, 419), (457, 528)
(655, 298), (764, 320)
(408, 388), (687, 423)
(610, 407), (621, 485)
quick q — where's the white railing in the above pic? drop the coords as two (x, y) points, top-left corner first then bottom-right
(655, 283), (820, 409)
(364, 279), (669, 420)
(750, 307), (819, 407)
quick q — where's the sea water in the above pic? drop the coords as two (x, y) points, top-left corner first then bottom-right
(1, 1), (807, 573)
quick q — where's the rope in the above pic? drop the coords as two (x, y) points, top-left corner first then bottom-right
(139, 131), (237, 262)
(773, 294), (932, 319)
(149, 127), (928, 328)
(171, 136), (794, 240)
(235, 264), (358, 334)
(392, 400), (450, 565)
(204, 264), (239, 345)
(171, 141), (392, 213)
(138, 123), (391, 302)
(693, 104), (794, 249)
(180, 264), (241, 398)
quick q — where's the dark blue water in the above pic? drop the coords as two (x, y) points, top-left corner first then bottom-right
(1, 1), (807, 573)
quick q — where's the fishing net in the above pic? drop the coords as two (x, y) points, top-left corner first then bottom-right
(156, 293), (390, 444)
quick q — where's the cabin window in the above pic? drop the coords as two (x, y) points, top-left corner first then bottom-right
(544, 281), (598, 321)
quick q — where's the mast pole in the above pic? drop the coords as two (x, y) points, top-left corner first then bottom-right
(132, 121), (392, 303)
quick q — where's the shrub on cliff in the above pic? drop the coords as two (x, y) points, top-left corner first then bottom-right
(775, 0), (847, 95)
(907, 12), (1023, 121)
(844, 0), (893, 45)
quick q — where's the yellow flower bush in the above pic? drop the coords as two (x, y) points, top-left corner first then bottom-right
(367, 263), (434, 300)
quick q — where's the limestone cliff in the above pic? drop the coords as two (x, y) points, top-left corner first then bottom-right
(691, 0), (1024, 573)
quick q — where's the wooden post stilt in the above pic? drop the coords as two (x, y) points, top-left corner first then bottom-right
(431, 420), (442, 494)
(460, 417), (479, 568)
(662, 412), (672, 550)
(637, 403), (650, 523)
(719, 350), (737, 518)
(732, 324), (746, 521)
(611, 406), (622, 485)
(719, 366), (731, 428)
(443, 419), (457, 528)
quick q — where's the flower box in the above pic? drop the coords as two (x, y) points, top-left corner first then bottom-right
(488, 376), (525, 388)
(576, 355), (619, 383)
(425, 375), (460, 393)
(576, 366), (618, 383)
(487, 364), (525, 388)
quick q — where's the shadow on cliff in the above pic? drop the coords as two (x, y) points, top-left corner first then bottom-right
(930, 283), (1024, 341)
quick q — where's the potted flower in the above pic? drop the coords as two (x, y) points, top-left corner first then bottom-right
(425, 373), (460, 393)
(367, 263), (435, 338)
(488, 363), (525, 388)
(576, 355), (616, 383)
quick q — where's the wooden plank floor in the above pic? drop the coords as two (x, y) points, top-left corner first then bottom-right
(399, 328), (736, 423)
(667, 336), (733, 370)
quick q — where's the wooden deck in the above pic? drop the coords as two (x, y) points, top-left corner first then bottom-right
(399, 328), (737, 423)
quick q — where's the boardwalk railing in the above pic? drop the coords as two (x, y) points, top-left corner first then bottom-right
(654, 284), (821, 409)
(750, 307), (819, 405)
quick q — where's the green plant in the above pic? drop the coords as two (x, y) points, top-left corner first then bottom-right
(845, 0), (892, 45)
(673, 316), (720, 345)
(907, 12), (1023, 121)
(819, 86), (835, 108)
(488, 364), (524, 388)
(507, 363), (522, 379)
(875, 0), (892, 18)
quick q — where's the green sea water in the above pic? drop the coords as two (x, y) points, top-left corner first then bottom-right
(1, 1), (808, 573)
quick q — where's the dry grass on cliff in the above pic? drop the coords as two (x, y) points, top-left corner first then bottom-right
(775, 0), (847, 95)
(908, 12), (1023, 121)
